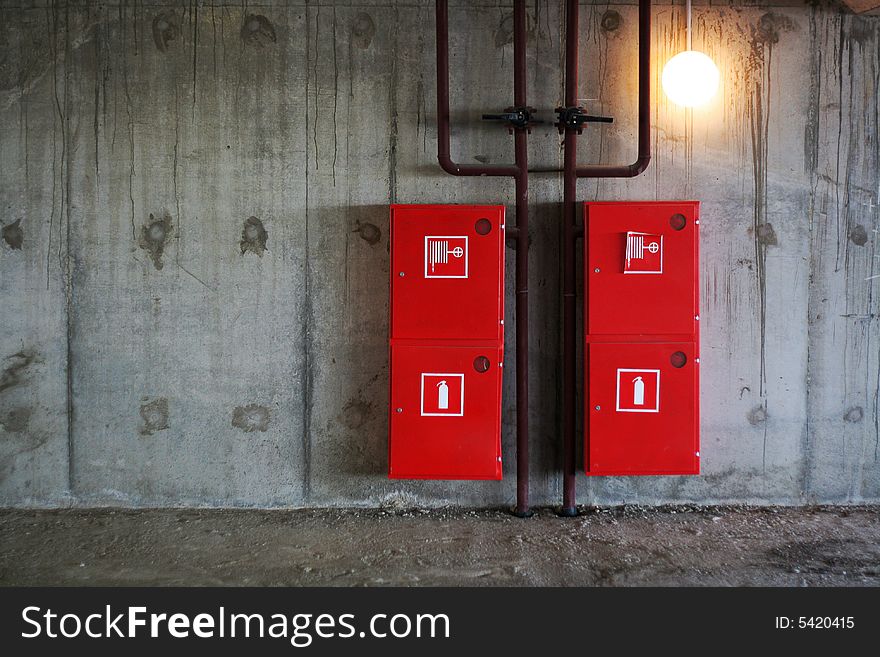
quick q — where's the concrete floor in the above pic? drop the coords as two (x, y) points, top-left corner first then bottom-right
(1, 506), (878, 586)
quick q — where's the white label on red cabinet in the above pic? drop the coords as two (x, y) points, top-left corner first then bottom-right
(425, 236), (468, 278)
(616, 369), (660, 413)
(420, 373), (464, 416)
(624, 232), (663, 274)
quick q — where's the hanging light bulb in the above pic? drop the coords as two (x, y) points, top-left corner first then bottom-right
(662, 51), (720, 107)
(661, 0), (720, 108)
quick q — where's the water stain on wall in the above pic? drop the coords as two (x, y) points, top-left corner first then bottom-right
(848, 224), (868, 246)
(139, 398), (169, 436)
(0, 407), (31, 433)
(340, 398), (373, 430)
(2, 219), (23, 250)
(756, 222), (778, 247)
(351, 13), (376, 49)
(844, 406), (864, 423)
(138, 212), (173, 270)
(240, 216), (268, 256)
(752, 12), (795, 48)
(0, 427), (49, 479)
(0, 350), (39, 394)
(748, 405), (769, 426)
(353, 220), (381, 246)
(744, 11), (795, 402)
(495, 13), (516, 47)
(232, 404), (270, 433)
(241, 15), (276, 48)
(494, 11), (535, 48)
(151, 11), (179, 52)
(600, 10), (621, 33)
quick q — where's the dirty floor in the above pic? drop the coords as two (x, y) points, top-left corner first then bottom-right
(1, 506), (878, 586)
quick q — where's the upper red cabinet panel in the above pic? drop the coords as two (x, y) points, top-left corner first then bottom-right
(585, 202), (699, 336)
(391, 205), (505, 341)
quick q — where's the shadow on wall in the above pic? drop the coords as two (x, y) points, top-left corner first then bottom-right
(312, 204), (391, 480)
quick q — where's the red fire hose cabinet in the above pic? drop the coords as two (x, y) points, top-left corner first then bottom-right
(389, 205), (505, 480)
(584, 202), (700, 476)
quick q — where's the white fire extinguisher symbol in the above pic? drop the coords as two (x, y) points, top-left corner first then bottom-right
(632, 376), (645, 406)
(437, 380), (449, 410)
(420, 373), (464, 416)
(616, 368), (660, 413)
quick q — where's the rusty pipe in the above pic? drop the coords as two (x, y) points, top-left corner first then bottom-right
(560, 0), (580, 518)
(560, 0), (652, 516)
(435, 0), (531, 517)
(511, 0), (531, 518)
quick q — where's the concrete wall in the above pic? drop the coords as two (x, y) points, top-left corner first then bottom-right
(0, 0), (877, 508)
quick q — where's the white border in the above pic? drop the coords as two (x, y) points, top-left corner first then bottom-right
(623, 232), (663, 275)
(424, 235), (469, 279)
(615, 368), (661, 413)
(420, 372), (465, 416)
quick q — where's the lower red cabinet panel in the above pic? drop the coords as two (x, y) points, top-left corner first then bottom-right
(586, 342), (699, 475)
(389, 344), (503, 480)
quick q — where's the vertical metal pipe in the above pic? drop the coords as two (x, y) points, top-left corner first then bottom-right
(436, 0), (650, 517)
(636, 0), (652, 176)
(435, 0), (530, 516)
(512, 0), (530, 517)
(561, 0), (652, 515)
(560, 0), (579, 517)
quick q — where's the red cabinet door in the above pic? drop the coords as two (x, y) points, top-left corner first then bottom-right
(391, 205), (505, 341)
(389, 344), (503, 480)
(389, 205), (505, 480)
(587, 342), (699, 475)
(586, 202), (699, 336)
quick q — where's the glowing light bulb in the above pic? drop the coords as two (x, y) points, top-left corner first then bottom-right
(661, 50), (720, 108)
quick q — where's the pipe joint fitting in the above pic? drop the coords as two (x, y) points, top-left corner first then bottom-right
(482, 106), (540, 133)
(555, 106), (613, 135)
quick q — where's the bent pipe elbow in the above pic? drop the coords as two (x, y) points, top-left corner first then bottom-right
(630, 155), (651, 176)
(437, 154), (462, 176)
(437, 154), (518, 177)
(575, 156), (650, 178)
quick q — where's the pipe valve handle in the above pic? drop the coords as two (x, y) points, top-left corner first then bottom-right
(482, 106), (539, 130)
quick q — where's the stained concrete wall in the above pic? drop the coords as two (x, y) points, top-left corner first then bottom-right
(0, 0), (877, 508)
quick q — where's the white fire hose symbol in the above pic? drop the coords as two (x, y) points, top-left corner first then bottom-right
(625, 234), (659, 267)
(633, 376), (645, 406)
(429, 240), (464, 273)
(437, 380), (449, 410)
